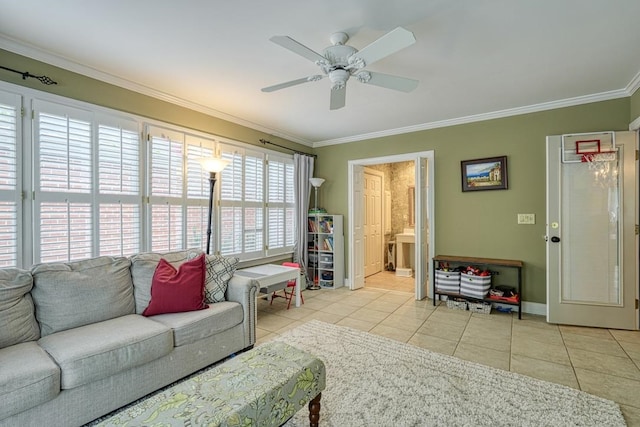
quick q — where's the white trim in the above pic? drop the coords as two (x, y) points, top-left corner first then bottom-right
(347, 151), (435, 301)
(521, 301), (547, 316)
(629, 116), (640, 131)
(0, 36), (311, 147)
(3, 36), (639, 149)
(314, 89), (630, 147)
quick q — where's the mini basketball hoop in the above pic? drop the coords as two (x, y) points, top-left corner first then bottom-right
(581, 151), (616, 163)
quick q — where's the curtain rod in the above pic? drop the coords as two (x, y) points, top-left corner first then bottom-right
(0, 65), (58, 85)
(259, 139), (316, 158)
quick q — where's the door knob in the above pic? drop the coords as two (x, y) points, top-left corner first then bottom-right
(551, 236), (561, 243)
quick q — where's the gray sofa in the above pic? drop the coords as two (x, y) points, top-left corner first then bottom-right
(0, 249), (259, 427)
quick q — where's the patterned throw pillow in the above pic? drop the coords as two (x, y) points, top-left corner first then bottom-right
(204, 255), (239, 303)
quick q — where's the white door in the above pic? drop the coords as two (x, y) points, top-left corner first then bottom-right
(546, 131), (638, 329)
(364, 170), (383, 277)
(351, 164), (365, 289)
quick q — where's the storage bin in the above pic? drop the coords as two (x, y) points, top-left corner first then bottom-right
(460, 273), (491, 298)
(321, 272), (333, 280)
(319, 254), (333, 263)
(435, 270), (461, 293)
(446, 299), (467, 311)
(468, 301), (492, 314)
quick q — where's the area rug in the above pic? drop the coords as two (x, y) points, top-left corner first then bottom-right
(275, 320), (625, 427)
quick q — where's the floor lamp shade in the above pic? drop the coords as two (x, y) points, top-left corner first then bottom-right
(200, 156), (230, 254)
(309, 177), (325, 213)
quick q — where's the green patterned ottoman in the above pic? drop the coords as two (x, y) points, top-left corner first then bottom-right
(97, 341), (326, 427)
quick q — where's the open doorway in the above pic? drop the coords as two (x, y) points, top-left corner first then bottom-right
(348, 151), (434, 300)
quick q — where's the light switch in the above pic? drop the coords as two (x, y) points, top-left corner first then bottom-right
(517, 213), (535, 224)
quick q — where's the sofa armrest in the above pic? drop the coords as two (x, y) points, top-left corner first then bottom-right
(226, 275), (260, 348)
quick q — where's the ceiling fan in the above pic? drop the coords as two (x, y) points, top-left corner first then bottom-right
(261, 27), (419, 110)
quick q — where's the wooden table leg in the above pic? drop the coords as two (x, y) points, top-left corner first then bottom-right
(308, 393), (321, 427)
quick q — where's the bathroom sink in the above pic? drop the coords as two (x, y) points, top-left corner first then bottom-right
(396, 233), (414, 243)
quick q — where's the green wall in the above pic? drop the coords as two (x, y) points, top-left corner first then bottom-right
(1, 48), (635, 304)
(314, 99), (631, 303)
(0, 49), (307, 155)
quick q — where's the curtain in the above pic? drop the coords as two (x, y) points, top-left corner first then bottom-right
(293, 153), (314, 288)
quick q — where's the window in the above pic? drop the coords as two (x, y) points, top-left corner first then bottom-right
(147, 126), (213, 252)
(1, 84), (295, 267)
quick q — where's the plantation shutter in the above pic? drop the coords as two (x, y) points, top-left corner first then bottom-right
(148, 126), (184, 251)
(0, 92), (21, 267)
(97, 117), (141, 257)
(266, 155), (295, 256)
(33, 100), (93, 263)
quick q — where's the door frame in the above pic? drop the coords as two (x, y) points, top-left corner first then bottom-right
(347, 151), (435, 300)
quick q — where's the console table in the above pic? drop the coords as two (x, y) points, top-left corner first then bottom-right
(235, 264), (301, 307)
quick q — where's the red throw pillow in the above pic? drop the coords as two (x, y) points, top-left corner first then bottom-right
(143, 253), (207, 316)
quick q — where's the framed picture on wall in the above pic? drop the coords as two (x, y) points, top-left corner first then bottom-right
(461, 156), (508, 192)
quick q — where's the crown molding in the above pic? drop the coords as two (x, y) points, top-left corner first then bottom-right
(0, 36), (313, 147)
(313, 88), (631, 147)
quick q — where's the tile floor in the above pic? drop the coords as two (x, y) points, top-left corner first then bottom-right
(256, 272), (640, 426)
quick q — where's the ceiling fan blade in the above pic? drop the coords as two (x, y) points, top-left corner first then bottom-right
(270, 36), (326, 63)
(330, 86), (346, 110)
(361, 71), (419, 93)
(261, 75), (324, 92)
(353, 27), (416, 68)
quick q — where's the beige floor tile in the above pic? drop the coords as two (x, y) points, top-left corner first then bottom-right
(302, 310), (344, 324)
(427, 308), (471, 326)
(338, 295), (372, 307)
(378, 313), (425, 333)
(510, 354), (579, 389)
(418, 319), (466, 342)
(275, 320), (305, 334)
(465, 318), (512, 338)
(559, 324), (615, 340)
(575, 367), (640, 408)
(567, 347), (640, 381)
(297, 297), (331, 310)
(454, 342), (510, 371)
(352, 288), (387, 300)
(274, 306), (317, 320)
(408, 332), (457, 355)
(336, 317), (377, 332)
(256, 332), (277, 345)
(376, 292), (414, 304)
(350, 307), (391, 323)
(392, 304), (434, 320)
(255, 313), (292, 332)
(313, 290), (347, 303)
(561, 332), (627, 357)
(459, 328), (511, 352)
(369, 324), (415, 343)
(363, 299), (404, 313)
(512, 323), (564, 346)
(511, 335), (571, 365)
(619, 341), (640, 366)
(620, 404), (640, 426)
(518, 314), (560, 331)
(610, 329), (640, 344)
(319, 301), (360, 316)
(256, 327), (272, 339)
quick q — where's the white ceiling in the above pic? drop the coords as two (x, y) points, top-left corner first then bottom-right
(1, 1), (639, 147)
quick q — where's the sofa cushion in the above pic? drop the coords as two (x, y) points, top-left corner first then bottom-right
(130, 249), (203, 314)
(149, 301), (244, 347)
(143, 253), (207, 316)
(31, 256), (135, 336)
(0, 341), (60, 420)
(37, 314), (173, 389)
(204, 255), (239, 303)
(0, 268), (40, 348)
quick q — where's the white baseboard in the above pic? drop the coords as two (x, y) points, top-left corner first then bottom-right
(521, 301), (546, 316)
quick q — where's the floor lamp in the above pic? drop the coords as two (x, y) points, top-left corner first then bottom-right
(200, 156), (229, 254)
(308, 177), (325, 289)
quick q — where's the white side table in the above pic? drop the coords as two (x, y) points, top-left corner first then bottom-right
(235, 264), (301, 307)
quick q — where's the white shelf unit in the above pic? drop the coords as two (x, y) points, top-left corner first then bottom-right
(307, 214), (344, 289)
